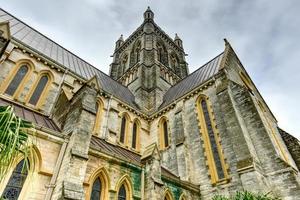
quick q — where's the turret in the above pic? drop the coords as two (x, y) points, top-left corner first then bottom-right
(144, 6), (154, 21)
(174, 33), (183, 49)
(115, 34), (124, 49)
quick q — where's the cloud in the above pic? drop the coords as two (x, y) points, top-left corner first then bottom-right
(2, 0), (300, 138)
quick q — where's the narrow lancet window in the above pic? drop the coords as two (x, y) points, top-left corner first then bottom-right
(163, 121), (169, 148)
(90, 177), (102, 200)
(5, 65), (28, 96)
(118, 184), (127, 200)
(120, 116), (127, 144)
(132, 122), (137, 149)
(1, 159), (28, 200)
(197, 97), (228, 184)
(29, 75), (49, 105)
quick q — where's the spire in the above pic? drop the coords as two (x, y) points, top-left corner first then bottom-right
(115, 34), (124, 49)
(144, 6), (154, 20)
(174, 33), (183, 48)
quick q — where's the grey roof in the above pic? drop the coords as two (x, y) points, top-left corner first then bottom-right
(0, 98), (60, 132)
(160, 53), (223, 109)
(0, 8), (137, 108)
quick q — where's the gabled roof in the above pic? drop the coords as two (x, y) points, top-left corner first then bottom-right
(0, 97), (60, 132)
(0, 8), (137, 108)
(159, 52), (223, 109)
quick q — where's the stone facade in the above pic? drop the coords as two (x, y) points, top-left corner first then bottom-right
(0, 7), (300, 200)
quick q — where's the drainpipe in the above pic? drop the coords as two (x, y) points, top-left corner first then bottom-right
(44, 134), (70, 200)
(141, 167), (145, 200)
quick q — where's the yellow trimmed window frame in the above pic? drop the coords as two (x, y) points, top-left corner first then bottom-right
(163, 189), (174, 200)
(158, 117), (170, 150)
(119, 113), (130, 146)
(25, 71), (53, 109)
(131, 119), (141, 151)
(93, 99), (104, 136)
(196, 95), (229, 185)
(87, 167), (109, 200)
(0, 60), (34, 99)
(257, 100), (290, 164)
(115, 175), (133, 200)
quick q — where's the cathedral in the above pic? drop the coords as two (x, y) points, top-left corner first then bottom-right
(0, 7), (300, 200)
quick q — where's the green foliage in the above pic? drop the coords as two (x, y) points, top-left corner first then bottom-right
(0, 105), (34, 181)
(212, 191), (280, 200)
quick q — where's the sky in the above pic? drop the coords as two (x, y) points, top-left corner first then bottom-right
(2, 0), (300, 139)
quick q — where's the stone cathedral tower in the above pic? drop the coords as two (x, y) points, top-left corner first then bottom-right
(110, 7), (188, 112)
(0, 6), (300, 200)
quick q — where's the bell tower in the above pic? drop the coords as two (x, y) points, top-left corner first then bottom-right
(109, 7), (189, 112)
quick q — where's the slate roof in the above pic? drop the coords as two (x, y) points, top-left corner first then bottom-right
(90, 136), (141, 165)
(0, 8), (137, 108)
(0, 97), (60, 132)
(160, 52), (223, 109)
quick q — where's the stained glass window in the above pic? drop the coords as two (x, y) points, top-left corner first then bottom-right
(1, 159), (28, 200)
(200, 99), (225, 180)
(90, 177), (102, 200)
(29, 75), (49, 105)
(163, 121), (169, 148)
(132, 122), (137, 149)
(5, 65), (28, 96)
(118, 184), (126, 200)
(120, 117), (126, 144)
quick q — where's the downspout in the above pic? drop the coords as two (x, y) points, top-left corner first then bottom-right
(44, 134), (70, 200)
(141, 167), (145, 200)
(104, 95), (113, 140)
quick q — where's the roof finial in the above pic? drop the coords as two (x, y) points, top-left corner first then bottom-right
(144, 6), (154, 20)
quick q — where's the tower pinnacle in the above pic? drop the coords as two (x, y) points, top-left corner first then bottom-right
(144, 6), (154, 20)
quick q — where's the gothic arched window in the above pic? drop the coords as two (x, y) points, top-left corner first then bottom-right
(132, 121), (139, 150)
(120, 114), (129, 145)
(5, 65), (29, 97)
(164, 190), (173, 200)
(28, 74), (49, 106)
(1, 159), (28, 200)
(129, 41), (141, 67)
(118, 184), (127, 200)
(93, 100), (104, 135)
(197, 96), (228, 184)
(157, 42), (168, 66)
(90, 177), (102, 200)
(159, 117), (169, 150)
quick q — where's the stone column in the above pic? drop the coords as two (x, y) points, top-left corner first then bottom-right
(51, 86), (97, 200)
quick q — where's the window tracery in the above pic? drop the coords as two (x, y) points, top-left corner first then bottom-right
(4, 64), (29, 97)
(28, 74), (49, 106)
(196, 96), (228, 184)
(1, 159), (28, 200)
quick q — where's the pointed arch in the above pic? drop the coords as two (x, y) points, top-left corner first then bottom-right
(129, 40), (141, 67)
(158, 116), (170, 150)
(119, 53), (128, 77)
(196, 95), (228, 184)
(132, 118), (141, 151)
(157, 40), (168, 66)
(87, 167), (110, 200)
(179, 193), (187, 200)
(163, 188), (174, 200)
(93, 98), (105, 136)
(0, 145), (41, 199)
(119, 112), (131, 146)
(115, 175), (133, 200)
(26, 70), (54, 108)
(0, 59), (35, 99)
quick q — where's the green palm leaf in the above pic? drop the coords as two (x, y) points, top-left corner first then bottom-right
(0, 105), (34, 181)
